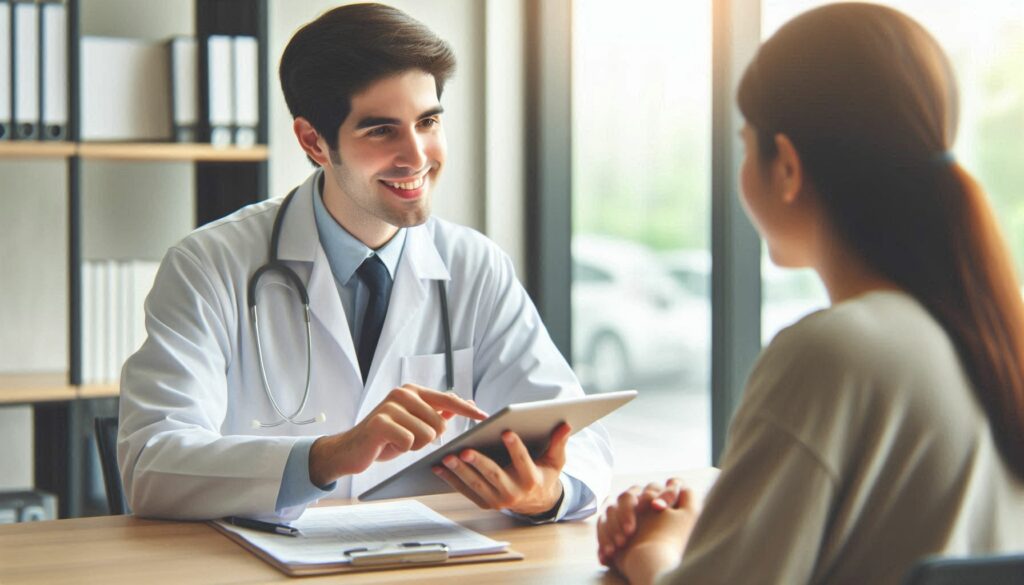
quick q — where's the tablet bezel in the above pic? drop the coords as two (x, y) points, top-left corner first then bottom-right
(357, 390), (637, 502)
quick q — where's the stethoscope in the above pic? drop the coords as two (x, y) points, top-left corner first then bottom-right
(247, 187), (454, 428)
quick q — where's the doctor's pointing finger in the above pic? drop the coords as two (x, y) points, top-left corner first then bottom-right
(308, 385), (488, 487)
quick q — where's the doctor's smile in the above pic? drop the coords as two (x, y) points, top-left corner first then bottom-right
(378, 169), (434, 200)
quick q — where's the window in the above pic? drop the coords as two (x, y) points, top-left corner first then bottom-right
(571, 0), (713, 472)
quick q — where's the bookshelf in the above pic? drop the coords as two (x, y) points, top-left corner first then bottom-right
(0, 0), (269, 518)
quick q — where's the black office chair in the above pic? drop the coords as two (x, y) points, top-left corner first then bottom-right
(903, 553), (1024, 585)
(93, 416), (128, 515)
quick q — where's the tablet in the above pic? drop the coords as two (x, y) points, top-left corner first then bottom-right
(357, 390), (637, 501)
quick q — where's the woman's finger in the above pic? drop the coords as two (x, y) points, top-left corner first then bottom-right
(616, 489), (640, 537)
(604, 501), (626, 550)
(597, 506), (618, 559)
(652, 477), (683, 511)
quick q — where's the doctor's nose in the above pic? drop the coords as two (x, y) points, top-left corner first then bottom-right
(393, 132), (429, 171)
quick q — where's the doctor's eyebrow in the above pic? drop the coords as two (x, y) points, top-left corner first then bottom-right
(354, 106), (445, 130)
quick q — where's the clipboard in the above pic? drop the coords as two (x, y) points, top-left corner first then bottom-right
(209, 501), (523, 577)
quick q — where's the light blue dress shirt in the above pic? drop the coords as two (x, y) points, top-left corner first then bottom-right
(275, 177), (584, 522)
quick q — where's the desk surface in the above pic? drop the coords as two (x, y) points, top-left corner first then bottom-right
(0, 469), (718, 585)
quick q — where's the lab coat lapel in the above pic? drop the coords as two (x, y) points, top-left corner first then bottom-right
(306, 247), (360, 374)
(364, 224), (450, 389)
(274, 171), (360, 376)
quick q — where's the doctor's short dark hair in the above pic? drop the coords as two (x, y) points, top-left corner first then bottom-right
(279, 3), (456, 154)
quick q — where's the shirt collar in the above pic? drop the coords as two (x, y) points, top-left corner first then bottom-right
(312, 171), (407, 286)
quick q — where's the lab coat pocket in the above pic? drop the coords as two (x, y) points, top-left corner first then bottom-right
(400, 348), (474, 440)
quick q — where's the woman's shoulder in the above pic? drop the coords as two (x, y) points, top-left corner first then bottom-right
(764, 289), (948, 372)
(742, 290), (960, 426)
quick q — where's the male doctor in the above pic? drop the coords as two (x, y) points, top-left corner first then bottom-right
(118, 3), (612, 522)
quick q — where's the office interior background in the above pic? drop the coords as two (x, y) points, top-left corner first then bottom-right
(1, 0), (1022, 517)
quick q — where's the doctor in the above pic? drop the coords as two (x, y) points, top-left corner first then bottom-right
(117, 3), (612, 522)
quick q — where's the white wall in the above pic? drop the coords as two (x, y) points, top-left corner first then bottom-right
(0, 161), (68, 373)
(81, 162), (195, 262)
(484, 0), (527, 274)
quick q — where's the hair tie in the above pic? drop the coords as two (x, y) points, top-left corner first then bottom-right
(932, 151), (956, 166)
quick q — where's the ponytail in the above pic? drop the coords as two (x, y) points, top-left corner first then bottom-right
(920, 165), (1024, 478)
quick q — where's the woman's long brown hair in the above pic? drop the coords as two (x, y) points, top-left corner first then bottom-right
(738, 3), (1024, 479)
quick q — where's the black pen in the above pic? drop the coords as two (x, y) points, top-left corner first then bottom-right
(224, 516), (300, 536)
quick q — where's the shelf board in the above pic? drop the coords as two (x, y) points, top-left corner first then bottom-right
(0, 373), (76, 405)
(78, 384), (120, 399)
(0, 374), (120, 404)
(77, 143), (269, 162)
(0, 142), (77, 159)
(0, 142), (269, 162)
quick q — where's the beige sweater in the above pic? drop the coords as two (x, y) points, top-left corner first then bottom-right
(662, 290), (1024, 585)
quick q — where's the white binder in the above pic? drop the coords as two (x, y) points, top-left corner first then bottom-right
(168, 36), (197, 142)
(206, 35), (234, 147)
(81, 261), (94, 384)
(0, 0), (11, 140)
(232, 35), (258, 147)
(127, 261), (158, 355)
(80, 36), (171, 141)
(13, 0), (38, 140)
(40, 0), (67, 141)
(115, 261), (130, 380)
(104, 259), (118, 383)
(92, 260), (108, 384)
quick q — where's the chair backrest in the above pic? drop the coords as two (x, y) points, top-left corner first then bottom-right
(93, 416), (128, 515)
(903, 553), (1024, 585)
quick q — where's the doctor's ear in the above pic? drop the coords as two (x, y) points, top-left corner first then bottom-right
(772, 133), (805, 205)
(293, 117), (332, 167)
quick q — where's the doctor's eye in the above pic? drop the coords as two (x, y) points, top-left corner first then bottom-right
(418, 117), (441, 130)
(365, 126), (395, 138)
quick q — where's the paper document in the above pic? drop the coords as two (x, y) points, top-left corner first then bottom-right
(213, 500), (508, 566)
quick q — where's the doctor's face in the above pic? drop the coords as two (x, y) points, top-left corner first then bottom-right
(326, 70), (446, 237)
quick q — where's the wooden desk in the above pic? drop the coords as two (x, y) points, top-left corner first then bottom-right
(0, 469), (718, 584)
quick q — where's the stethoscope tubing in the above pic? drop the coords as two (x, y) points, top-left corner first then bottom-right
(251, 303), (317, 427)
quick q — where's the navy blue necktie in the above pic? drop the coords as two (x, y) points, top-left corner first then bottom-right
(356, 255), (390, 383)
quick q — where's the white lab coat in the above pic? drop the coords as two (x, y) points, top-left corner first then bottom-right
(118, 171), (613, 520)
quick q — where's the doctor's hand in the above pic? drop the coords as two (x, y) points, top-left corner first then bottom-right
(431, 422), (571, 517)
(308, 384), (487, 487)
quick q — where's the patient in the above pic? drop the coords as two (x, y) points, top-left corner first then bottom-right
(596, 4), (1024, 584)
